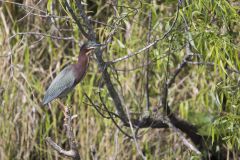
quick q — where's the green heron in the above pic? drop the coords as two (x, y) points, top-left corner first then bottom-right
(42, 41), (101, 105)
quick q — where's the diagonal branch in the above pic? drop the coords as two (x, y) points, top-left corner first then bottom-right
(74, 0), (95, 40)
(65, 0), (89, 40)
(98, 90), (133, 139)
(73, 0), (128, 122)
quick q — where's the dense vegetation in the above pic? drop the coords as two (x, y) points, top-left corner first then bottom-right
(0, 0), (240, 159)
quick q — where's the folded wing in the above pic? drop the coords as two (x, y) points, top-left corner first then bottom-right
(42, 65), (76, 105)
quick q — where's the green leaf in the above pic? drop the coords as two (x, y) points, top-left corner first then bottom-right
(24, 45), (30, 70)
(47, 0), (53, 13)
(219, 60), (228, 76)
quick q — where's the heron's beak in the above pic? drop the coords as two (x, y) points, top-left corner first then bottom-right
(91, 43), (104, 49)
(87, 42), (105, 52)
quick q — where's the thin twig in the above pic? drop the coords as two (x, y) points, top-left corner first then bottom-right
(186, 60), (240, 74)
(84, 93), (110, 118)
(17, 0), (42, 22)
(98, 90), (133, 139)
(111, 4), (180, 64)
(113, 51), (174, 72)
(84, 92), (121, 119)
(8, 32), (74, 41)
(124, 104), (146, 160)
(0, 0), (47, 13)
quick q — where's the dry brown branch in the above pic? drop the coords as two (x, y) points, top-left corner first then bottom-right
(46, 107), (80, 160)
(46, 137), (79, 159)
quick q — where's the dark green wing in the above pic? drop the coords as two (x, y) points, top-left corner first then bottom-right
(42, 65), (76, 105)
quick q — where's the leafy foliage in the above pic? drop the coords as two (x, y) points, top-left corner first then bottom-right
(0, 0), (240, 159)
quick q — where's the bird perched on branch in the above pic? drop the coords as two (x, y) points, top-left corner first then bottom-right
(42, 41), (101, 105)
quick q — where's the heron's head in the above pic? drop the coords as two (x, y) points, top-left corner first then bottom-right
(80, 41), (102, 55)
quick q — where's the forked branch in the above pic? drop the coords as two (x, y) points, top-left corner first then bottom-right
(46, 107), (80, 160)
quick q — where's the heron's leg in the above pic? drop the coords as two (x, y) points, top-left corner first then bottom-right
(57, 100), (70, 125)
(57, 100), (67, 113)
(47, 103), (52, 109)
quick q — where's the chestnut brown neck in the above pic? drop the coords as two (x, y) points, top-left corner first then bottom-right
(74, 53), (89, 83)
(78, 51), (89, 63)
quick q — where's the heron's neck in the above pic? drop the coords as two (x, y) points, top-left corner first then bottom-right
(77, 53), (89, 67)
(73, 53), (89, 83)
